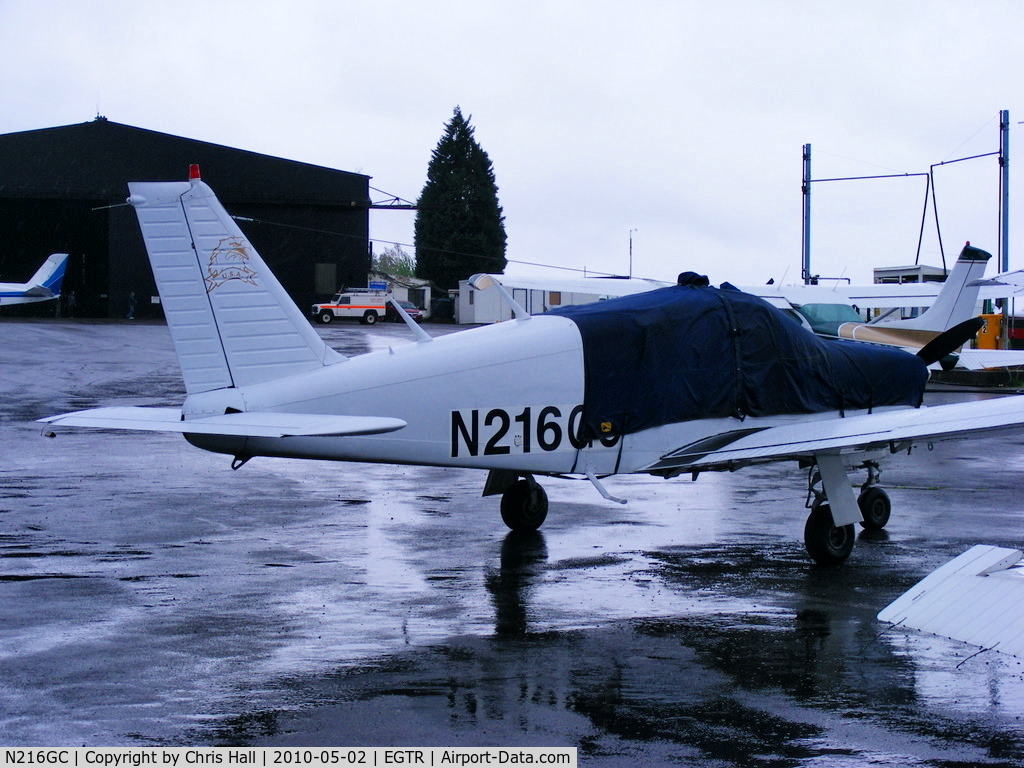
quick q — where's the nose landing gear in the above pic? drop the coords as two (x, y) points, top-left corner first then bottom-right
(857, 462), (891, 530)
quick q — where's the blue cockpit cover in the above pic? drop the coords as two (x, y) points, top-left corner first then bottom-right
(548, 283), (928, 441)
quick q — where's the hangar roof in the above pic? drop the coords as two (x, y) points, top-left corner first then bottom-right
(0, 117), (370, 207)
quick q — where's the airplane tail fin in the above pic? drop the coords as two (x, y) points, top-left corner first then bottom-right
(128, 166), (344, 395)
(29, 253), (69, 295)
(886, 243), (991, 331)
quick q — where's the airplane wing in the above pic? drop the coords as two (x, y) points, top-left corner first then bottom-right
(39, 407), (406, 438)
(971, 269), (1024, 294)
(643, 395), (1024, 473)
(878, 545), (1024, 658)
(955, 348), (1024, 371)
(748, 280), (1012, 309)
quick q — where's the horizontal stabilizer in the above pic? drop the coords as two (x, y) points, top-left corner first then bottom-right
(21, 286), (54, 298)
(878, 545), (1024, 658)
(40, 407), (406, 438)
(955, 348), (1024, 370)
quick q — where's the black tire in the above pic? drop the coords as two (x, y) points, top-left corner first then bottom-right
(500, 480), (549, 532)
(857, 487), (891, 530)
(363, 311), (378, 325)
(804, 501), (855, 565)
(318, 310), (333, 324)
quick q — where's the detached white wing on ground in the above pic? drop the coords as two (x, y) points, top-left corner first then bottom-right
(878, 545), (1024, 657)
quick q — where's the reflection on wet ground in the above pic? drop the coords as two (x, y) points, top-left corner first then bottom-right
(3, 319), (1024, 765)
(215, 532), (1024, 765)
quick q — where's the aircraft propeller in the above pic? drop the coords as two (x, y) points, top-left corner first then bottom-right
(915, 317), (986, 367)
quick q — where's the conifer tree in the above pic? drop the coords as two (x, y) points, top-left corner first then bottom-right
(415, 107), (507, 288)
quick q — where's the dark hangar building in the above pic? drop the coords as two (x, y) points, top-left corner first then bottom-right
(0, 118), (371, 317)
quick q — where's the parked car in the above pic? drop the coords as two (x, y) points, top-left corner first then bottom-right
(430, 296), (455, 322)
(385, 300), (424, 323)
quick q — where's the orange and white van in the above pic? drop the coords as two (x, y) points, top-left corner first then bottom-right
(312, 289), (389, 325)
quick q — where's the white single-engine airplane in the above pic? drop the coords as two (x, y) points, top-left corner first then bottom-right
(40, 168), (1024, 565)
(0, 252), (68, 306)
(784, 243), (990, 353)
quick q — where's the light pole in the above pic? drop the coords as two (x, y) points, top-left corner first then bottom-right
(629, 228), (637, 278)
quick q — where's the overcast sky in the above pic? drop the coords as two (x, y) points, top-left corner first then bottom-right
(1, 0), (1021, 286)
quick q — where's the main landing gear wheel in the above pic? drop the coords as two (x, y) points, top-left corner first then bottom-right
(857, 486), (891, 530)
(500, 479), (549, 532)
(804, 501), (855, 566)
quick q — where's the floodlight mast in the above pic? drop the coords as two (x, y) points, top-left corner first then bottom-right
(801, 144), (812, 285)
(1000, 109), (1010, 275)
(801, 109), (1010, 287)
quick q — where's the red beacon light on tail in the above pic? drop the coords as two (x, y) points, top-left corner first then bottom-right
(189, 164), (201, 180)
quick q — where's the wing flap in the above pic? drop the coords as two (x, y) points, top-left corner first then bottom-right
(647, 396), (1024, 472)
(955, 349), (1024, 370)
(39, 407), (406, 438)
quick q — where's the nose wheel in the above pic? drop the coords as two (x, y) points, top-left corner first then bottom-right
(857, 486), (891, 530)
(857, 462), (890, 530)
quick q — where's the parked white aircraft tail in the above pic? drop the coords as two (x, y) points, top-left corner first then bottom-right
(814, 243), (991, 355)
(0, 252), (69, 306)
(881, 243), (991, 332)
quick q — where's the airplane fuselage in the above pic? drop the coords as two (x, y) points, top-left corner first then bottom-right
(0, 286), (56, 305)
(183, 313), (901, 479)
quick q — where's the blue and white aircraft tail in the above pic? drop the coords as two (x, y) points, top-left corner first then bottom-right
(0, 252), (69, 306)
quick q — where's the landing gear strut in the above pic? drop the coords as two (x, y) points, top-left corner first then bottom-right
(500, 477), (549, 532)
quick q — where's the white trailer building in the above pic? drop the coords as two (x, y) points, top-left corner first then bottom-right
(456, 275), (671, 324)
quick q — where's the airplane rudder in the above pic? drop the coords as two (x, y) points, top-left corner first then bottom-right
(130, 179), (235, 394)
